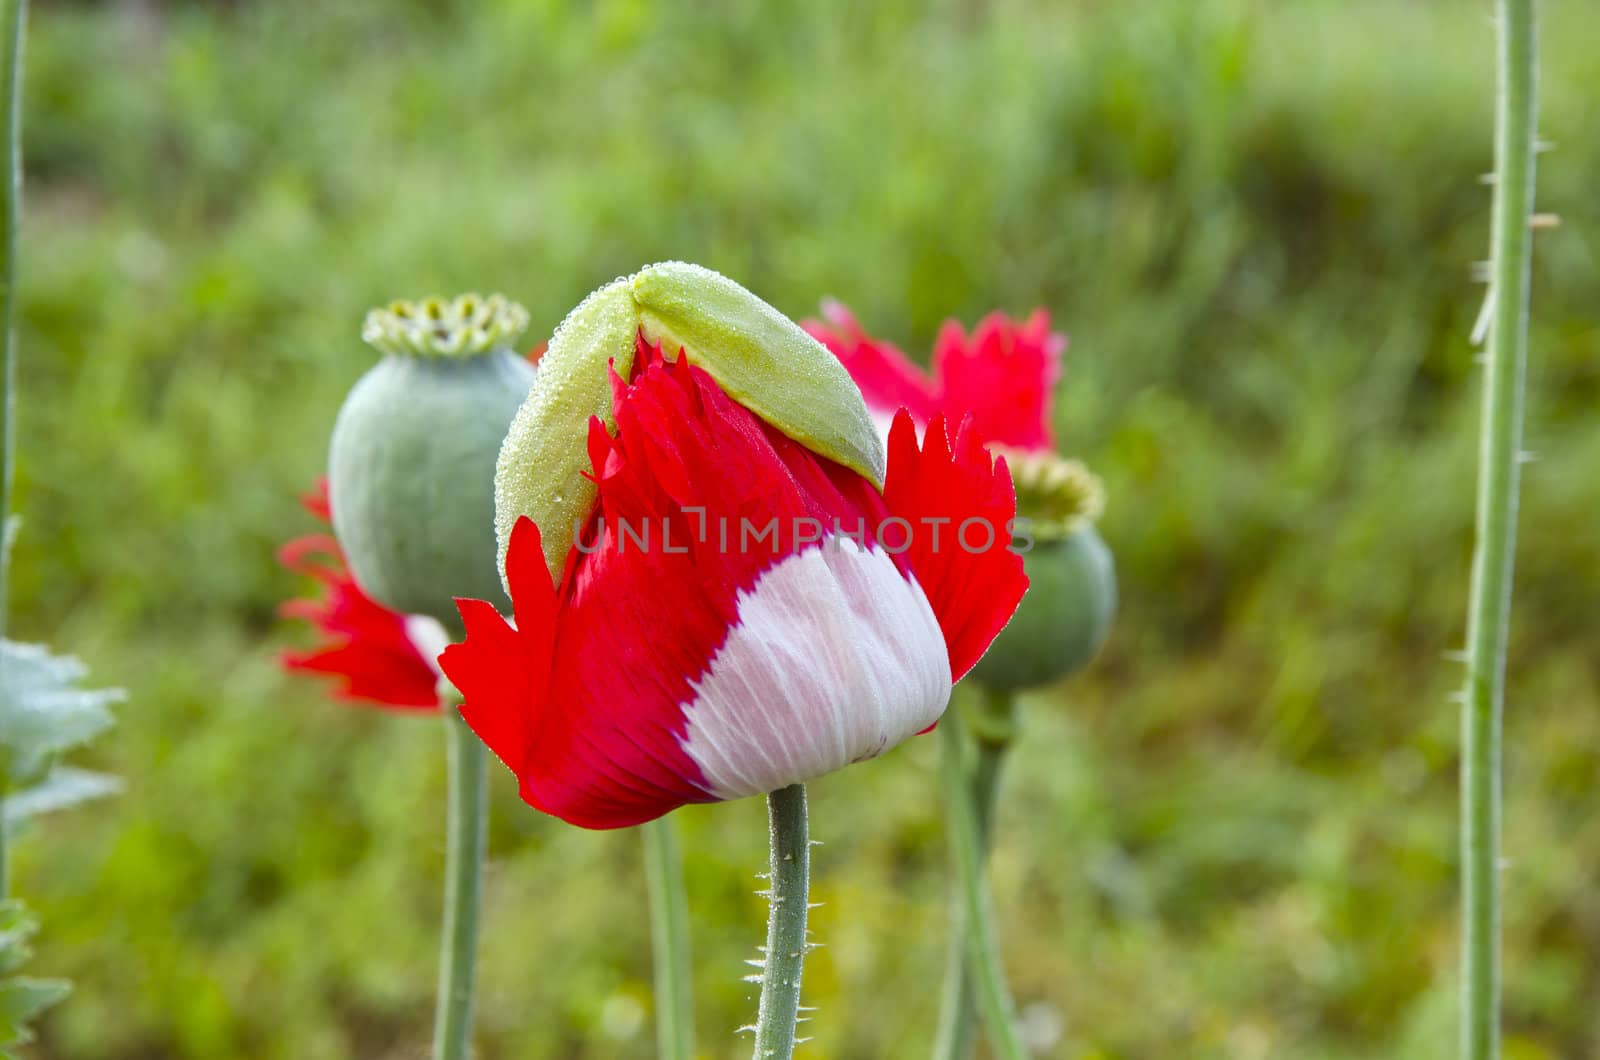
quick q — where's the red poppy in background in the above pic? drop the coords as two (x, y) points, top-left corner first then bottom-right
(803, 299), (1064, 454)
(277, 478), (446, 710)
(441, 338), (1027, 829)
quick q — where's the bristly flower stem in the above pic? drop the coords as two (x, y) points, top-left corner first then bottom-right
(0, 0), (30, 899)
(753, 783), (809, 1060)
(1462, 2), (1538, 1058)
(643, 816), (695, 1060)
(434, 705), (488, 1060)
(940, 707), (1028, 1059)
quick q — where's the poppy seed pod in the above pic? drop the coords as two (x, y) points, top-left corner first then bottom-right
(967, 450), (1117, 691)
(329, 294), (538, 625)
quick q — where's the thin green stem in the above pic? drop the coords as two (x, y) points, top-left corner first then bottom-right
(0, 0), (31, 901)
(0, 761), (8, 898)
(940, 709), (1028, 1059)
(434, 709), (487, 1060)
(1462, 3), (1538, 1059)
(933, 687), (1018, 1060)
(965, 686), (1022, 845)
(0, 0), (22, 636)
(642, 816), (694, 1060)
(752, 783), (809, 1060)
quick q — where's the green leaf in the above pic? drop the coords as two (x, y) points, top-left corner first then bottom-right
(0, 978), (69, 1042)
(0, 901), (69, 1054)
(0, 640), (123, 783)
(3, 767), (122, 824)
(0, 902), (36, 977)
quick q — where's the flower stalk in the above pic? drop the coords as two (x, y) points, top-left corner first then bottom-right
(0, 0), (30, 899)
(934, 686), (1019, 1059)
(643, 816), (695, 1060)
(434, 700), (488, 1060)
(940, 707), (1028, 1059)
(1462, 2), (1538, 1058)
(753, 783), (809, 1060)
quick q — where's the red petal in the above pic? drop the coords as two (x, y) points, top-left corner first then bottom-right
(276, 533), (345, 582)
(277, 479), (441, 710)
(440, 516), (565, 776)
(930, 310), (1063, 453)
(282, 643), (437, 709)
(443, 592), (543, 775)
(300, 476), (334, 522)
(882, 410), (1027, 680)
(277, 577), (440, 709)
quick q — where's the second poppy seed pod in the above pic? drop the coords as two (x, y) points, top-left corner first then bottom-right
(329, 294), (538, 625)
(969, 452), (1116, 691)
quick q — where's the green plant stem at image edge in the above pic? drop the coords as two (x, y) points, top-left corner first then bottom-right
(1462, 3), (1538, 1059)
(0, 0), (30, 898)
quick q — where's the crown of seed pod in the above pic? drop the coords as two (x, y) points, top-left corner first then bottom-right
(328, 293), (539, 625)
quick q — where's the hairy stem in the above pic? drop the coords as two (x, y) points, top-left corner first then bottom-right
(753, 783), (809, 1060)
(933, 687), (1018, 1060)
(1462, 2), (1538, 1059)
(941, 709), (1028, 1059)
(643, 816), (695, 1060)
(434, 708), (487, 1060)
(0, 0), (30, 899)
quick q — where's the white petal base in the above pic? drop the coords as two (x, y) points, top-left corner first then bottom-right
(404, 614), (451, 676)
(679, 538), (952, 799)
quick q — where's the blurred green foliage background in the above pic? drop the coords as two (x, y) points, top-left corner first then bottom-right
(9, 0), (1599, 1056)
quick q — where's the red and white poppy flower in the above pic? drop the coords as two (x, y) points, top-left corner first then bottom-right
(278, 478), (448, 710)
(804, 299), (1063, 454)
(440, 338), (1026, 829)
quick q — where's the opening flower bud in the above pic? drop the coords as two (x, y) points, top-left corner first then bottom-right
(968, 450), (1116, 691)
(329, 294), (538, 624)
(495, 262), (886, 580)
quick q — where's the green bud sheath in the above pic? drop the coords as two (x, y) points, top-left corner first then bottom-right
(495, 262), (885, 579)
(330, 295), (538, 624)
(969, 451), (1117, 691)
(494, 280), (638, 582)
(630, 262), (884, 485)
